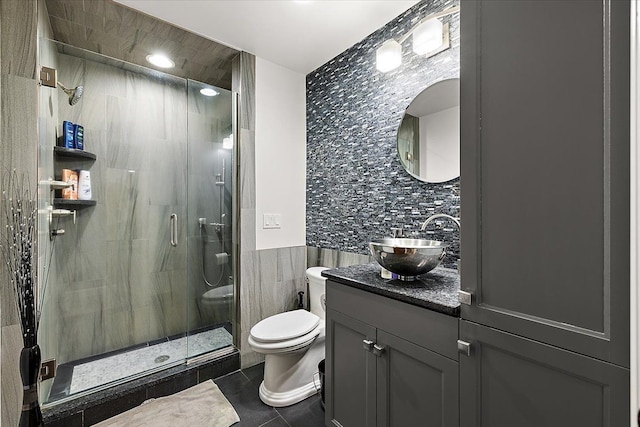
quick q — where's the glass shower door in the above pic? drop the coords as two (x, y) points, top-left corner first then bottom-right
(185, 80), (235, 358)
(38, 41), (191, 404)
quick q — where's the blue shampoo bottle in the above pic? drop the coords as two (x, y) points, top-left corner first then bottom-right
(62, 121), (74, 148)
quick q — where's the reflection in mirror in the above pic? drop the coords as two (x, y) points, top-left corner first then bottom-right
(397, 78), (460, 183)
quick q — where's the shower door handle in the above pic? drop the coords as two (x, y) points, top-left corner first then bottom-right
(170, 214), (178, 247)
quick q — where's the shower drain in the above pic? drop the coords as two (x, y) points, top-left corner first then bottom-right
(154, 355), (170, 364)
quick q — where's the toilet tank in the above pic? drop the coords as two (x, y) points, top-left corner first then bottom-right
(306, 267), (329, 319)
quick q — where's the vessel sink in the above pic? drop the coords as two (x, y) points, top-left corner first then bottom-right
(369, 238), (447, 281)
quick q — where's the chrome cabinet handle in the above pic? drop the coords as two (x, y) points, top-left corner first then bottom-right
(457, 340), (472, 357)
(458, 290), (472, 305)
(363, 339), (374, 352)
(372, 344), (385, 357)
(170, 214), (178, 247)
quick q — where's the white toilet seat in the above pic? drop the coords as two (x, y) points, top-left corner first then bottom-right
(249, 310), (321, 354)
(251, 309), (319, 342)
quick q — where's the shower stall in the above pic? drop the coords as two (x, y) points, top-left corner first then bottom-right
(37, 40), (237, 405)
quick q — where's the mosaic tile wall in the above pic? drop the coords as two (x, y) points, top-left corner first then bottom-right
(306, 0), (461, 268)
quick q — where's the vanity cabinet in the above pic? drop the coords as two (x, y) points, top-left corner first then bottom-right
(325, 280), (459, 427)
(458, 320), (629, 427)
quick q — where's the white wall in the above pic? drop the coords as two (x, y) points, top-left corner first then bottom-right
(255, 57), (306, 249)
(422, 106), (460, 183)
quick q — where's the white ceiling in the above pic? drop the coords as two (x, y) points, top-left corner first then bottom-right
(114, 0), (420, 75)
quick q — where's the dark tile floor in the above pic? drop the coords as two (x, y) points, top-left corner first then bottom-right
(214, 363), (325, 427)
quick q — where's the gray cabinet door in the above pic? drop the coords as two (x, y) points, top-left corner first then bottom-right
(376, 330), (459, 427)
(459, 0), (630, 366)
(459, 320), (629, 427)
(326, 308), (377, 427)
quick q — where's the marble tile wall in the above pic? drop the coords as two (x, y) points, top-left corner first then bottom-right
(306, 0), (461, 269)
(44, 0), (237, 90)
(234, 52), (259, 367)
(1, 0), (39, 425)
(241, 246), (308, 368)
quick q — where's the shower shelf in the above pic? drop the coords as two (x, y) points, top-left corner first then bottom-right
(54, 146), (97, 160)
(53, 199), (97, 208)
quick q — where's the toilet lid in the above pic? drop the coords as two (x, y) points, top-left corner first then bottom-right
(202, 285), (234, 300)
(250, 310), (320, 343)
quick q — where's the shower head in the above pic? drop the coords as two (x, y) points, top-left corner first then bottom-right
(57, 82), (84, 106)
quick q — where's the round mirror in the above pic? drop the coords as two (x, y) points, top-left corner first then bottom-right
(397, 78), (460, 183)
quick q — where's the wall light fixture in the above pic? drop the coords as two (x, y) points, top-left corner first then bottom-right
(376, 5), (460, 73)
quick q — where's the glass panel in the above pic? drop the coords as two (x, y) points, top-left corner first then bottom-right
(38, 41), (190, 404)
(186, 80), (235, 358)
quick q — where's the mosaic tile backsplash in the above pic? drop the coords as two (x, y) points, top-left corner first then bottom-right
(306, 0), (461, 267)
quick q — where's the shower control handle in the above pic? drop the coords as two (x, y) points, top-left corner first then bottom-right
(170, 214), (178, 247)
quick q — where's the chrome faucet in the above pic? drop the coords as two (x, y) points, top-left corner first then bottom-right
(420, 214), (460, 232)
(420, 214), (461, 275)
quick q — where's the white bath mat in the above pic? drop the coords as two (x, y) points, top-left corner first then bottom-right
(92, 380), (239, 427)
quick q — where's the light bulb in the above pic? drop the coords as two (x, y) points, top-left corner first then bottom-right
(412, 18), (444, 55)
(376, 39), (402, 72)
(200, 88), (219, 97)
(223, 134), (233, 150)
(146, 54), (175, 69)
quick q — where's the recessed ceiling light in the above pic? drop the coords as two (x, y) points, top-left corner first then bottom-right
(200, 88), (219, 97)
(146, 54), (175, 69)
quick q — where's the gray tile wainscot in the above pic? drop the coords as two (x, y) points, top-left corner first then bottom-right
(321, 263), (460, 316)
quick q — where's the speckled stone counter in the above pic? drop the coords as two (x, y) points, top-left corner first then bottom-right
(322, 263), (461, 317)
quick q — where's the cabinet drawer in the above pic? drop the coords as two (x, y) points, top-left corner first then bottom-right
(327, 280), (459, 361)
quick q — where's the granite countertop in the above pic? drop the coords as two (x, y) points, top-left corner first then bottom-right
(322, 263), (461, 317)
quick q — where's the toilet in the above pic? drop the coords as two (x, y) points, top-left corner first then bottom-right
(248, 266), (328, 407)
(200, 284), (233, 325)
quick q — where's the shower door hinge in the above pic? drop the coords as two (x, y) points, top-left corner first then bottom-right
(40, 359), (56, 381)
(40, 66), (57, 88)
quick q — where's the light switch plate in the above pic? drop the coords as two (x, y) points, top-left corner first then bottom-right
(263, 213), (281, 229)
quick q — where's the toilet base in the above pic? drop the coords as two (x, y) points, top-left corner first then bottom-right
(258, 377), (321, 407)
(256, 332), (325, 407)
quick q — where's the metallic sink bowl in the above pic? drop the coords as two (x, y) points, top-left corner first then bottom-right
(369, 238), (447, 281)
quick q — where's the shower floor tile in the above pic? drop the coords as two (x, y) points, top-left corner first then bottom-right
(48, 326), (232, 402)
